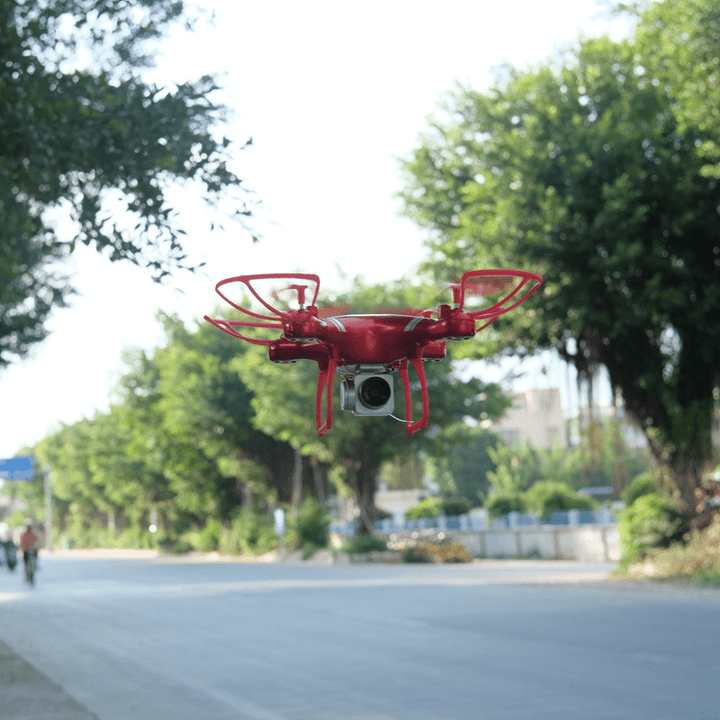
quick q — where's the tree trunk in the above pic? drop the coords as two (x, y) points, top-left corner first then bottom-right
(291, 448), (303, 522)
(311, 456), (327, 504)
(666, 451), (715, 531)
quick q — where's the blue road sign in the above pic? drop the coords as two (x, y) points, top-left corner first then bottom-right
(0, 456), (35, 480)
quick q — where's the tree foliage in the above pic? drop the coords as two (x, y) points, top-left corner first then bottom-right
(1, 0), (254, 367)
(23, 274), (513, 543)
(635, 0), (720, 177)
(399, 17), (720, 525)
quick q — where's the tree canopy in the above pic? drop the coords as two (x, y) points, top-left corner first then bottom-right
(399, 4), (720, 526)
(20, 275), (512, 542)
(1, 0), (254, 368)
(636, 0), (720, 177)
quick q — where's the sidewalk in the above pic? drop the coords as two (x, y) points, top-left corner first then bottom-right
(0, 639), (99, 720)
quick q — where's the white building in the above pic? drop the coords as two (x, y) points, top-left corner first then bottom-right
(492, 388), (566, 449)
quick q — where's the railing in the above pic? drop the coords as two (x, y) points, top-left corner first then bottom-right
(330, 506), (616, 537)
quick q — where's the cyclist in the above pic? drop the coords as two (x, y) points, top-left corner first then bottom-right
(20, 523), (38, 580)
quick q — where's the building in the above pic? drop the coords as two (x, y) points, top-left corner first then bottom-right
(492, 388), (566, 449)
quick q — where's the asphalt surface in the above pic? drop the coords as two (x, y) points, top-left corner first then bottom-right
(0, 636), (98, 720)
(1, 553), (719, 720)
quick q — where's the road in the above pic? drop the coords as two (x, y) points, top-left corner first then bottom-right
(0, 554), (718, 720)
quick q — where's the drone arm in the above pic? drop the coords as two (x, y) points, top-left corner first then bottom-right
(398, 356), (429, 436)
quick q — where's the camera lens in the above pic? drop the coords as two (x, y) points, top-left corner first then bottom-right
(358, 376), (391, 409)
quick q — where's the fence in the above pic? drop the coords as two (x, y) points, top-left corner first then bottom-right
(330, 507), (616, 537)
(330, 507), (620, 562)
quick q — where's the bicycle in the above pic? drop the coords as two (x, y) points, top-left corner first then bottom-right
(23, 550), (36, 585)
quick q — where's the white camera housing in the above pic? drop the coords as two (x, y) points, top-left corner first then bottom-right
(340, 372), (395, 417)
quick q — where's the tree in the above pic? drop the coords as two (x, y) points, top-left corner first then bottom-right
(0, 0), (254, 368)
(399, 32), (720, 527)
(635, 0), (720, 178)
(31, 313), (300, 544)
(116, 314), (300, 519)
(429, 429), (499, 506)
(486, 442), (542, 494)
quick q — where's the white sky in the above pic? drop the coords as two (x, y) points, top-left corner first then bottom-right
(0, 0), (628, 458)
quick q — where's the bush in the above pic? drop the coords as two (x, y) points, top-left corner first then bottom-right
(341, 534), (389, 554)
(441, 497), (473, 517)
(622, 472), (658, 507)
(524, 481), (596, 519)
(219, 509), (279, 556)
(637, 513), (720, 583)
(484, 491), (526, 521)
(187, 518), (222, 553)
(618, 493), (688, 570)
(405, 496), (442, 519)
(402, 542), (473, 564)
(296, 497), (331, 551)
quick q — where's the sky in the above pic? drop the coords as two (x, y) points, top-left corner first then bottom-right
(0, 0), (629, 459)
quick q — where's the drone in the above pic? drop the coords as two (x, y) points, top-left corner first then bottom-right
(204, 270), (542, 436)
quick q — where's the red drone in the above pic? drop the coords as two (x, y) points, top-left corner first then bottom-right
(204, 270), (542, 436)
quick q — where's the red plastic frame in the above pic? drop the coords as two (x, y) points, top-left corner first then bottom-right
(205, 270), (542, 436)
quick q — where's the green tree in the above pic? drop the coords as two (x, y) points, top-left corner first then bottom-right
(116, 314), (299, 522)
(400, 32), (720, 527)
(486, 442), (542, 494)
(31, 314), (300, 546)
(429, 429), (500, 506)
(1, 0), (254, 367)
(635, 0), (720, 177)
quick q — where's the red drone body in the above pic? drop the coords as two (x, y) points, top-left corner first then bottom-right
(204, 270), (542, 436)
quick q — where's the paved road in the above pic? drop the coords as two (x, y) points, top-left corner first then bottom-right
(0, 554), (718, 720)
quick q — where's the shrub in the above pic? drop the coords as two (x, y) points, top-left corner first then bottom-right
(441, 497), (473, 517)
(188, 518), (222, 552)
(219, 509), (279, 556)
(402, 542), (473, 564)
(638, 513), (720, 583)
(342, 534), (389, 554)
(484, 491), (526, 521)
(622, 472), (659, 507)
(405, 496), (442, 519)
(298, 497), (331, 547)
(618, 493), (688, 569)
(524, 481), (596, 519)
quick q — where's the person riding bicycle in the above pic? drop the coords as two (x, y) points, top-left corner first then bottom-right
(20, 523), (38, 575)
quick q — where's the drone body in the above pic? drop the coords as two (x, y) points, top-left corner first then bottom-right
(204, 270), (542, 436)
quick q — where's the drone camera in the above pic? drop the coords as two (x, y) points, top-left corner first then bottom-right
(340, 373), (395, 416)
